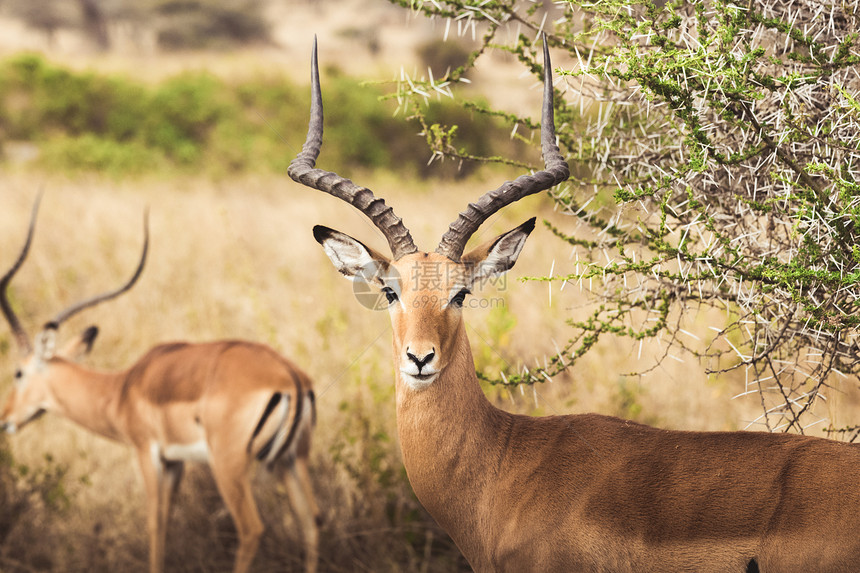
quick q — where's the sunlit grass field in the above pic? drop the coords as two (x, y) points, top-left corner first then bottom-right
(3, 165), (842, 571)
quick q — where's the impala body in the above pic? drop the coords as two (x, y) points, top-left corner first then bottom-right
(0, 199), (319, 573)
(289, 37), (860, 572)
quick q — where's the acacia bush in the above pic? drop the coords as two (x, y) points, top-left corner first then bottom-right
(392, 0), (860, 433)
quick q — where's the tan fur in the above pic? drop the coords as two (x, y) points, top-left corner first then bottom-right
(319, 233), (860, 573)
(1, 338), (320, 573)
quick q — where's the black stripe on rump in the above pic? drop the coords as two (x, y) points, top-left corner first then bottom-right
(249, 392), (283, 455)
(267, 390), (306, 466)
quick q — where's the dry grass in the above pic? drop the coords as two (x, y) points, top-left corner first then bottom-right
(2, 166), (843, 571)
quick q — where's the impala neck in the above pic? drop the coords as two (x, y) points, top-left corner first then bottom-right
(394, 322), (507, 559)
(45, 359), (127, 442)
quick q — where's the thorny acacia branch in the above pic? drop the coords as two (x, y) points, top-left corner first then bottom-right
(393, 0), (860, 433)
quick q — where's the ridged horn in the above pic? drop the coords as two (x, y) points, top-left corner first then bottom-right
(435, 35), (570, 261)
(288, 36), (418, 260)
(0, 194), (41, 355)
(46, 209), (149, 329)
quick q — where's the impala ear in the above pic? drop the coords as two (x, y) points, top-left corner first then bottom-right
(313, 226), (391, 285)
(33, 327), (57, 364)
(462, 218), (536, 287)
(58, 325), (99, 361)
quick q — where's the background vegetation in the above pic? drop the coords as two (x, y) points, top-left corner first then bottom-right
(3, 0), (273, 51)
(0, 0), (858, 571)
(0, 52), (521, 178)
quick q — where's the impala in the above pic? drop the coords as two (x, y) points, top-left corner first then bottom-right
(0, 197), (320, 573)
(289, 37), (860, 572)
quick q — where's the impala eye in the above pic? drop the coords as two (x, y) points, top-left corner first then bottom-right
(382, 287), (399, 305)
(14, 369), (23, 380)
(450, 288), (470, 308)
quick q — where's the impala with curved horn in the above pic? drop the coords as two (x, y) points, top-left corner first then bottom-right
(1, 197), (320, 573)
(290, 37), (860, 571)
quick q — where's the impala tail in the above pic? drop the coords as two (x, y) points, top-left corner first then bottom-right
(249, 389), (316, 468)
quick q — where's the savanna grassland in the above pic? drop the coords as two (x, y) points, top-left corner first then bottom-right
(2, 2), (860, 572)
(0, 171), (769, 573)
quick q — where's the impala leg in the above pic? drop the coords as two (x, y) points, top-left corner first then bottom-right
(282, 456), (320, 573)
(158, 460), (184, 545)
(211, 457), (264, 573)
(137, 449), (167, 573)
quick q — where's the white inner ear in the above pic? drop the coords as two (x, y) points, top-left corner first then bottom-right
(321, 236), (382, 282)
(35, 330), (57, 366)
(471, 231), (529, 285)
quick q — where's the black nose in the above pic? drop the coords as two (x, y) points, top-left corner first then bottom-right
(406, 349), (435, 371)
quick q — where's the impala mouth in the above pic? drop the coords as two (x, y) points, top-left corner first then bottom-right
(12, 408), (46, 432)
(0, 409), (44, 434)
(400, 370), (439, 389)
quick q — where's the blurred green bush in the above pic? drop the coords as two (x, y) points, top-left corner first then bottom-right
(0, 54), (521, 179)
